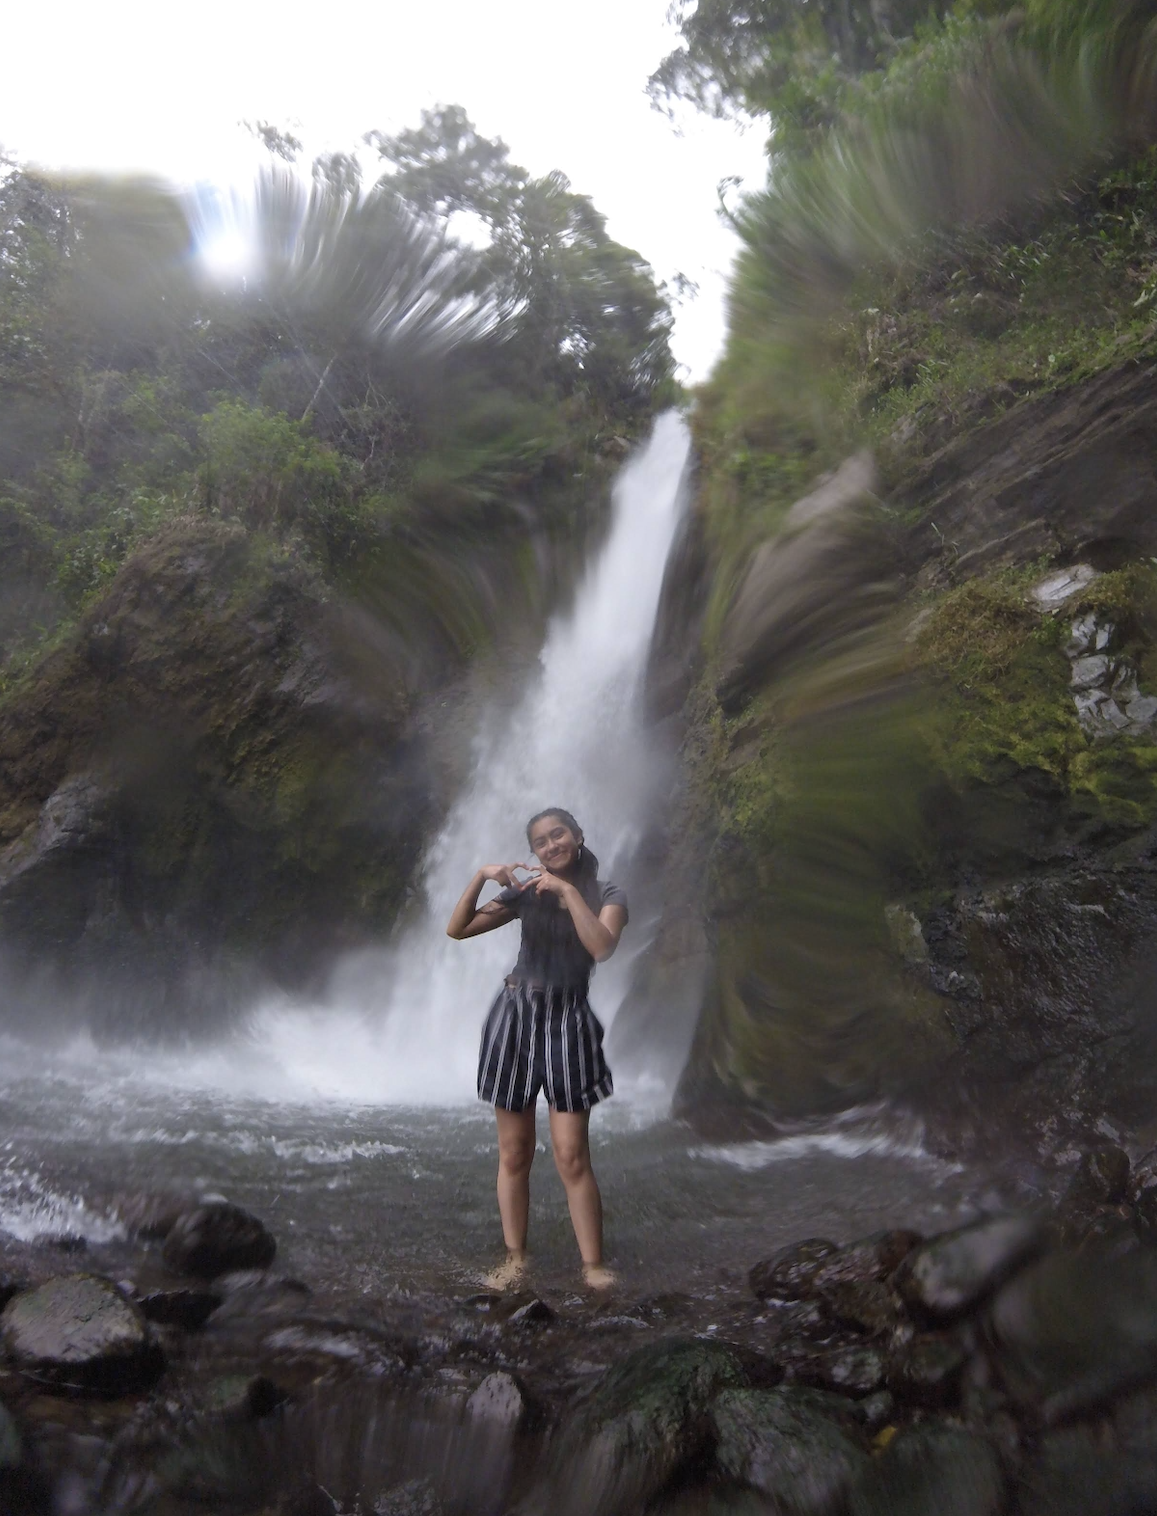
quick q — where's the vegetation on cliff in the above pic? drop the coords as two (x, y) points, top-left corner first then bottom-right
(0, 115), (675, 1030)
(641, 0), (1157, 1142)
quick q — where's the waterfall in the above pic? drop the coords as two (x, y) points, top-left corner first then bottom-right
(247, 411), (692, 1105)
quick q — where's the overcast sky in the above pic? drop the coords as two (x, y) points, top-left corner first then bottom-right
(4, 0), (768, 380)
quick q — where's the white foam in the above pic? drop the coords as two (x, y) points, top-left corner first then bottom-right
(0, 1165), (125, 1245)
(691, 1108), (959, 1171)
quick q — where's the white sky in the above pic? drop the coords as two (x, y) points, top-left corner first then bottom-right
(3, 0), (768, 381)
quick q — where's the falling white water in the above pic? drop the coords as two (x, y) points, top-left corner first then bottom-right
(244, 412), (692, 1105)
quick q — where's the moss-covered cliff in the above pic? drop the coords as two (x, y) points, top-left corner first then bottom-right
(622, 13), (1157, 1157)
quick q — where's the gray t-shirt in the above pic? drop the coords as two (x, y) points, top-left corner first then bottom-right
(496, 875), (628, 989)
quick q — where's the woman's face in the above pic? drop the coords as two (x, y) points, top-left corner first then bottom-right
(528, 816), (581, 875)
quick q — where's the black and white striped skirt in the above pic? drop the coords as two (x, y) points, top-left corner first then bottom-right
(477, 981), (613, 1114)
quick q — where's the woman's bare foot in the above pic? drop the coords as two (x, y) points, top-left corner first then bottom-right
(582, 1262), (617, 1291)
(483, 1252), (528, 1291)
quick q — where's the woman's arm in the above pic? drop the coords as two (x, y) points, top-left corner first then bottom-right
(446, 865), (527, 940)
(532, 874), (626, 962)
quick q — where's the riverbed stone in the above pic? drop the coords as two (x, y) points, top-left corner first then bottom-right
(810, 1232), (921, 1292)
(889, 1333), (968, 1407)
(710, 1386), (868, 1512)
(161, 1203), (276, 1278)
(135, 1287), (221, 1331)
(1068, 1144), (1130, 1205)
(547, 1338), (747, 1513)
(794, 1345), (888, 1397)
(820, 1280), (906, 1336)
(0, 1274), (162, 1396)
(895, 1216), (1044, 1320)
(200, 1372), (284, 1420)
(749, 1239), (839, 1301)
(115, 1189), (203, 1240)
(988, 1246), (1157, 1422)
(1019, 1424), (1157, 1516)
(0, 1402), (20, 1468)
(466, 1371), (528, 1430)
(848, 1425), (1004, 1516)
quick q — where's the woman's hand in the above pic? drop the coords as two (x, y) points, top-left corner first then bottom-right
(528, 870), (569, 900)
(480, 862), (538, 891)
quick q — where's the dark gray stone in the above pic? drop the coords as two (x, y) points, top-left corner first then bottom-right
(200, 1373), (284, 1420)
(821, 1280), (905, 1336)
(750, 1240), (839, 1301)
(544, 1338), (747, 1514)
(1020, 1424), (1157, 1516)
(161, 1203), (276, 1278)
(466, 1371), (528, 1430)
(889, 1333), (968, 1407)
(0, 1402), (20, 1469)
(794, 1345), (888, 1397)
(711, 1386), (868, 1512)
(896, 1216), (1044, 1320)
(989, 1247), (1157, 1422)
(508, 1298), (554, 1328)
(0, 1274), (162, 1396)
(136, 1287), (221, 1331)
(811, 1232), (922, 1292)
(1068, 1145), (1131, 1205)
(851, 1390), (895, 1432)
(848, 1425), (1005, 1516)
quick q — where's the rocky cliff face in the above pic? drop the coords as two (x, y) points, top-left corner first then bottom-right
(0, 520), (436, 1035)
(627, 357), (1157, 1160)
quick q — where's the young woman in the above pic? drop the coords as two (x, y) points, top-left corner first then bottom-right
(445, 808), (627, 1290)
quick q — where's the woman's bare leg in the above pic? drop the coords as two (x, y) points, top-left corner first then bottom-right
(549, 1108), (614, 1288)
(488, 1105), (537, 1287)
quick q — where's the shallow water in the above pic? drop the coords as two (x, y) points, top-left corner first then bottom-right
(0, 1037), (993, 1306)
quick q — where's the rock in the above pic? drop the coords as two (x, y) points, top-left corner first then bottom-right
(544, 1338), (747, 1514)
(810, 1232), (921, 1292)
(0, 1402), (20, 1468)
(0, 1274), (162, 1396)
(200, 1373), (284, 1420)
(1020, 1424), (1157, 1516)
(710, 1386), (869, 1512)
(1067, 1144), (1130, 1205)
(848, 1424), (1005, 1516)
(508, 1298), (554, 1328)
(135, 1287), (222, 1331)
(750, 1239), (839, 1301)
(851, 1389), (895, 1432)
(1070, 654), (1113, 691)
(115, 1189), (202, 1240)
(988, 1247), (1157, 1422)
(1131, 1165), (1157, 1242)
(820, 1280), (906, 1336)
(466, 1371), (528, 1430)
(40, 1233), (87, 1254)
(161, 1203), (276, 1278)
(1031, 566), (1098, 611)
(889, 1334), (968, 1407)
(0, 1278), (23, 1313)
(895, 1216), (1044, 1320)
(794, 1345), (888, 1397)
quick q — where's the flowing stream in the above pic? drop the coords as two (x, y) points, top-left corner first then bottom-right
(0, 415), (991, 1303)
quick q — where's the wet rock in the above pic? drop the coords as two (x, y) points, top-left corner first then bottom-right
(1067, 1144), (1130, 1205)
(508, 1298), (554, 1328)
(851, 1389), (895, 1432)
(820, 1280), (905, 1337)
(466, 1371), (528, 1430)
(161, 1203), (276, 1279)
(889, 1334), (968, 1408)
(1020, 1424), (1157, 1516)
(40, 1233), (87, 1254)
(0, 1274), (162, 1396)
(848, 1424), (1004, 1516)
(373, 1478), (443, 1516)
(810, 1232), (921, 1292)
(794, 1345), (888, 1397)
(1130, 1164), (1157, 1241)
(988, 1247), (1157, 1422)
(749, 1240), (839, 1302)
(710, 1386), (869, 1512)
(545, 1337), (747, 1513)
(135, 1287), (221, 1331)
(115, 1189), (202, 1241)
(200, 1372), (284, 1420)
(895, 1216), (1044, 1320)
(0, 1277), (23, 1313)
(0, 1401), (20, 1468)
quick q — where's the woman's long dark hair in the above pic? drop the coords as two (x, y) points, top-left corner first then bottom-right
(526, 807), (599, 888)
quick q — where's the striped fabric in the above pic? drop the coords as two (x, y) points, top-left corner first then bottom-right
(477, 982), (614, 1113)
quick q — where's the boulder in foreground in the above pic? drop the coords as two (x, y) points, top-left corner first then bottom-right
(0, 1274), (162, 1396)
(162, 1202), (276, 1278)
